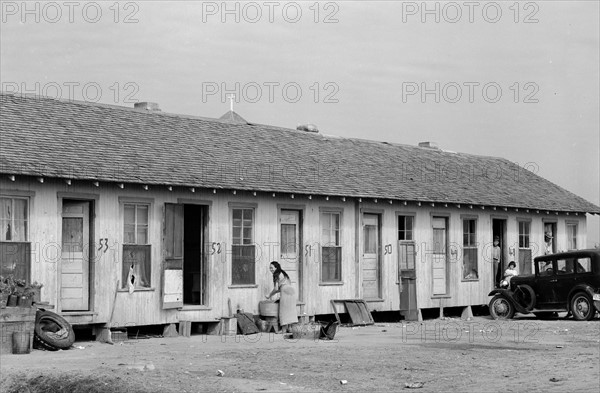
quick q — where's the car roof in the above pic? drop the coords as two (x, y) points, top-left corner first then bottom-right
(534, 249), (600, 262)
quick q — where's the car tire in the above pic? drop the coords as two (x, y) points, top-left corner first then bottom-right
(489, 295), (515, 320)
(34, 309), (76, 350)
(513, 284), (536, 311)
(570, 292), (595, 321)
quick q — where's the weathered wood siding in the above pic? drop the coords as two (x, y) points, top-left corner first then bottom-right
(0, 177), (588, 325)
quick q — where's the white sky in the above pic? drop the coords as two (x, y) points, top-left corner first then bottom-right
(1, 0), (598, 244)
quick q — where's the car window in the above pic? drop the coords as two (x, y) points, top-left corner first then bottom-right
(576, 258), (591, 273)
(538, 260), (554, 275)
(557, 259), (570, 274)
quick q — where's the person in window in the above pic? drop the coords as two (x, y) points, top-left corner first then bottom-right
(465, 269), (478, 279)
(544, 231), (553, 255)
(266, 261), (298, 334)
(493, 236), (501, 287)
(500, 261), (518, 288)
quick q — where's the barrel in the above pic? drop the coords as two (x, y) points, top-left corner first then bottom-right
(12, 332), (30, 354)
(258, 300), (279, 317)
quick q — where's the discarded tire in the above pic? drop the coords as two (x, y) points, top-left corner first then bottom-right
(34, 309), (75, 350)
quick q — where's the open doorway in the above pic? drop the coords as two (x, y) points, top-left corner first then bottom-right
(492, 219), (507, 287)
(183, 204), (207, 306)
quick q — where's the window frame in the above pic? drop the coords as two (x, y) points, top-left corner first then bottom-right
(461, 217), (479, 281)
(517, 219), (532, 275)
(120, 199), (153, 290)
(0, 195), (31, 282)
(320, 209), (342, 283)
(230, 205), (256, 286)
(566, 222), (578, 251)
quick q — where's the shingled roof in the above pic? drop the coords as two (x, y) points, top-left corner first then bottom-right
(1, 93), (598, 214)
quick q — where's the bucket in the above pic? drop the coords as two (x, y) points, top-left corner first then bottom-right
(259, 300), (278, 317)
(12, 332), (31, 354)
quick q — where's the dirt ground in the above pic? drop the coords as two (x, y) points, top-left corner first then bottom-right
(1, 313), (599, 393)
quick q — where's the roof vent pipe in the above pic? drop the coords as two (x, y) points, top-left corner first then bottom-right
(134, 102), (161, 112)
(418, 141), (439, 149)
(297, 124), (319, 133)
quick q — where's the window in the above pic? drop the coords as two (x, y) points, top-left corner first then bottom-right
(398, 215), (416, 272)
(462, 219), (478, 280)
(537, 260), (554, 275)
(123, 203), (151, 289)
(232, 208), (255, 285)
(321, 211), (341, 282)
(0, 197), (30, 281)
(567, 224), (577, 250)
(518, 221), (532, 275)
(398, 216), (413, 241)
(576, 257), (590, 273)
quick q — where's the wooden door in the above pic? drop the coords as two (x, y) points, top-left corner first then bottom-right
(280, 210), (302, 301)
(163, 203), (184, 309)
(432, 217), (448, 295)
(362, 214), (380, 299)
(399, 242), (417, 313)
(60, 201), (90, 311)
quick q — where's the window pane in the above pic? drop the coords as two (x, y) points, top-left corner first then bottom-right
(232, 227), (241, 244)
(0, 242), (31, 281)
(137, 205), (148, 225)
(281, 224), (296, 254)
(13, 199), (27, 241)
(123, 244), (151, 288)
(463, 248), (478, 279)
(0, 198), (11, 241)
(137, 226), (148, 244)
(232, 245), (255, 284)
(433, 228), (445, 253)
(243, 227), (252, 243)
(406, 217), (413, 232)
(243, 209), (252, 221)
(576, 258), (590, 273)
(518, 248), (532, 274)
(233, 209), (242, 220)
(364, 225), (377, 253)
(124, 224), (136, 244)
(322, 246), (341, 281)
(124, 205), (135, 226)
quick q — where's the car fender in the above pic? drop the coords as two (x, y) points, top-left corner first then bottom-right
(487, 289), (530, 314)
(567, 284), (597, 310)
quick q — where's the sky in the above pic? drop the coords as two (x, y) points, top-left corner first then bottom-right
(1, 0), (599, 244)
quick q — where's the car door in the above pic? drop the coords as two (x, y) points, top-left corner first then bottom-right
(534, 259), (558, 308)
(554, 258), (577, 303)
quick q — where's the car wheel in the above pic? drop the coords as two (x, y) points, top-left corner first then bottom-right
(513, 285), (536, 311)
(570, 292), (595, 321)
(34, 309), (76, 350)
(489, 295), (515, 320)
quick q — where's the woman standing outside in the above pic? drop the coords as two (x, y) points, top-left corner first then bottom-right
(266, 261), (298, 333)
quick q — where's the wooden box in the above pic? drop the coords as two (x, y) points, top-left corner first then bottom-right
(0, 307), (36, 355)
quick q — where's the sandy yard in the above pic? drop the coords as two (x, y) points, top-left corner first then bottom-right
(1, 314), (599, 393)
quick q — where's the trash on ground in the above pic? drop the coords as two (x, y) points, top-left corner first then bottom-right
(216, 370), (224, 377)
(405, 382), (425, 389)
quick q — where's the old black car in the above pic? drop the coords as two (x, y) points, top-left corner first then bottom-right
(488, 249), (600, 320)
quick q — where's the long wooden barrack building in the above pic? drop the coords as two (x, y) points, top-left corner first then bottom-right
(1, 92), (598, 329)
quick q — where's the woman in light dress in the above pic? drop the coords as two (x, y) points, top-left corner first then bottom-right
(266, 261), (298, 333)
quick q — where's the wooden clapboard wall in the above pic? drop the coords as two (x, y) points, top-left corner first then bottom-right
(0, 177), (587, 327)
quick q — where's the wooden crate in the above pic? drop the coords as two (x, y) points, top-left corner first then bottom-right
(0, 307), (36, 355)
